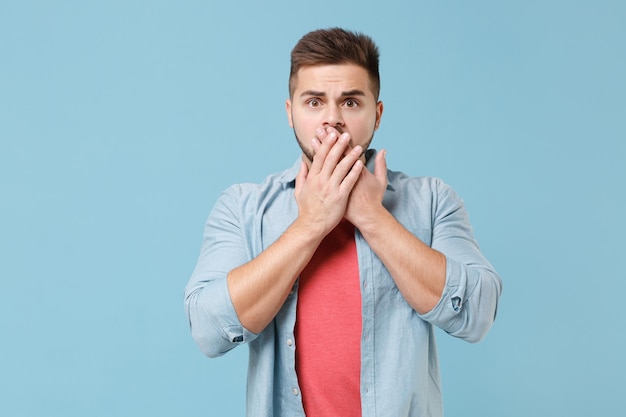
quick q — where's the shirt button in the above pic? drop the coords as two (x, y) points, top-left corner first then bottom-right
(287, 339), (293, 346)
(292, 388), (299, 396)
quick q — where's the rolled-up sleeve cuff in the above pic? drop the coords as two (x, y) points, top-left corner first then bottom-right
(187, 274), (258, 356)
(417, 257), (468, 329)
(212, 277), (258, 343)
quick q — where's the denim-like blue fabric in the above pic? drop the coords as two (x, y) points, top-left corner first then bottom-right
(185, 150), (502, 417)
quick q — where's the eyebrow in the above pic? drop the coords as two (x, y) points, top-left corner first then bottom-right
(299, 89), (367, 98)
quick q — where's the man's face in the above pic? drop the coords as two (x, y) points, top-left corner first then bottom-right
(286, 64), (383, 162)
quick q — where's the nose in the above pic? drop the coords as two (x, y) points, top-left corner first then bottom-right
(323, 104), (345, 131)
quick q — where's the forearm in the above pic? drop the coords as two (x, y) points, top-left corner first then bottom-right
(201, 134), (365, 337)
(357, 206), (446, 315)
(227, 217), (324, 334)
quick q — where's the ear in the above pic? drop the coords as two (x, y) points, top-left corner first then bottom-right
(286, 99), (294, 128)
(375, 101), (384, 130)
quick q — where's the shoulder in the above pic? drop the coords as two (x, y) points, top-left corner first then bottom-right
(386, 168), (465, 215)
(387, 169), (455, 197)
(216, 163), (297, 209)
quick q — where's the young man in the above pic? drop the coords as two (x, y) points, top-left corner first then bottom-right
(185, 28), (502, 417)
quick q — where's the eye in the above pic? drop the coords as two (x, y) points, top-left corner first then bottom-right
(307, 98), (321, 108)
(344, 99), (359, 108)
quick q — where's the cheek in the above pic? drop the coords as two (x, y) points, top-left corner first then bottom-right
(352, 116), (377, 137)
(292, 112), (318, 133)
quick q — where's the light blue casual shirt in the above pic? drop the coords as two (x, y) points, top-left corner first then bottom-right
(185, 150), (502, 417)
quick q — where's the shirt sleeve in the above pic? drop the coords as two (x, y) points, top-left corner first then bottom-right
(184, 185), (258, 358)
(418, 179), (503, 343)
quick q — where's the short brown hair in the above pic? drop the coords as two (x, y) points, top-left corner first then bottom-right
(289, 28), (380, 99)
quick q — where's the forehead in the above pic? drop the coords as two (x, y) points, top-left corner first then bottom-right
(292, 64), (374, 96)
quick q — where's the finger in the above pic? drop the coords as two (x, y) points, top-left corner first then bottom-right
(317, 126), (345, 148)
(326, 125), (344, 135)
(323, 126), (351, 149)
(309, 133), (337, 174)
(329, 144), (363, 187)
(311, 137), (321, 152)
(325, 127), (359, 160)
(310, 129), (344, 177)
(315, 127), (328, 142)
(312, 136), (345, 173)
(374, 149), (388, 186)
(339, 132), (355, 157)
(338, 158), (364, 194)
(295, 160), (308, 195)
(322, 132), (355, 178)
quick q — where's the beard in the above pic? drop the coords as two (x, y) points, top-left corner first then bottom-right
(292, 128), (375, 163)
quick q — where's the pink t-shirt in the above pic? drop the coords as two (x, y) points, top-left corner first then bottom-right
(295, 220), (362, 417)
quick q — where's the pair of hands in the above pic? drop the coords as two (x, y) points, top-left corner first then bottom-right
(295, 126), (388, 237)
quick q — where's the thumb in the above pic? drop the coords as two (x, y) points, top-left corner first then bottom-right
(374, 149), (388, 185)
(295, 160), (308, 195)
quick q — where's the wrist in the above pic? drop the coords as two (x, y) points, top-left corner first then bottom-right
(290, 215), (330, 246)
(349, 204), (389, 234)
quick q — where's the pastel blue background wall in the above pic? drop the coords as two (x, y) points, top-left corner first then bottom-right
(1, 1), (624, 416)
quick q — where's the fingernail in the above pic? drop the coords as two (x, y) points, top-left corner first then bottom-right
(316, 127), (325, 136)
